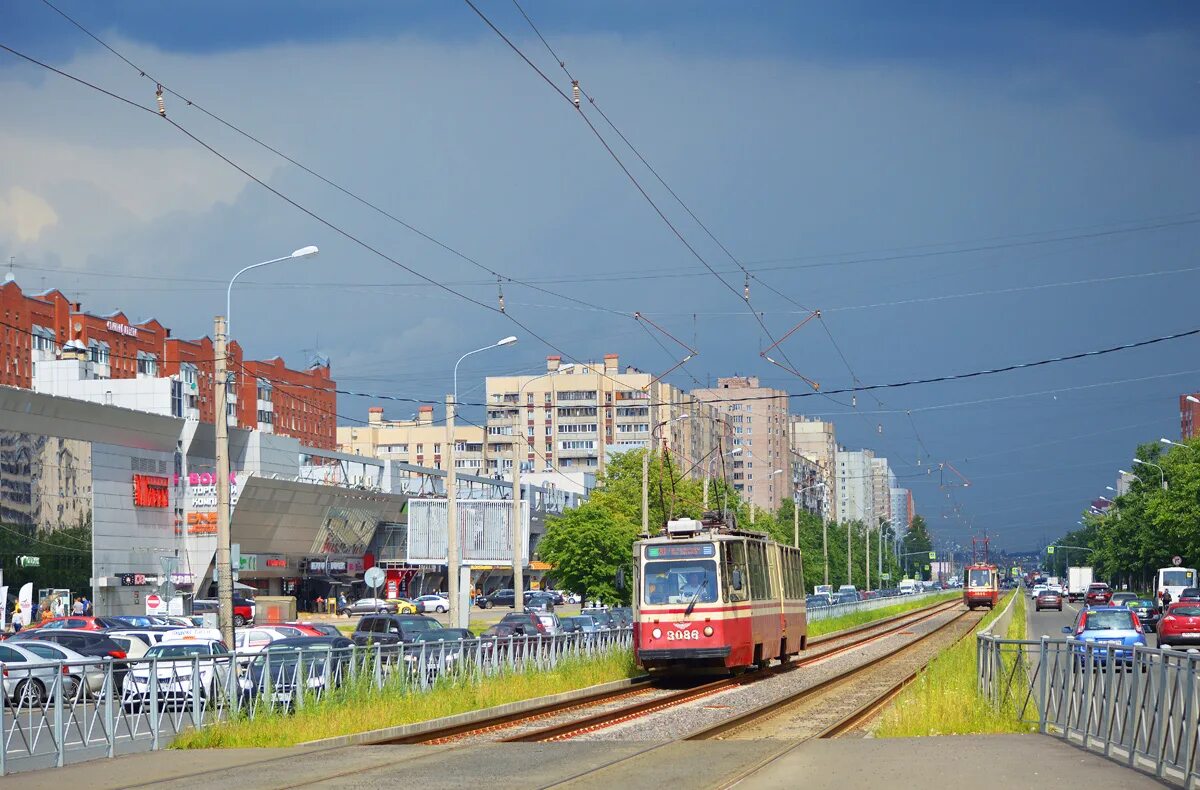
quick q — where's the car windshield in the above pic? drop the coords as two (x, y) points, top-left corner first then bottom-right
(146, 644), (214, 658)
(1171, 606), (1200, 616)
(1083, 611), (1135, 631)
(250, 645), (331, 668)
(1038, 591), (1057, 597)
(1130, 600), (1155, 608)
(643, 560), (718, 605)
(402, 618), (442, 632)
(1088, 584), (1108, 591)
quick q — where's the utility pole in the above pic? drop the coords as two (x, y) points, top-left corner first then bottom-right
(446, 394), (461, 628)
(213, 315), (234, 648)
(641, 448), (649, 533)
(703, 476), (709, 510)
(823, 518), (829, 586)
(866, 522), (871, 592)
(793, 498), (799, 548)
(511, 404), (523, 612)
(847, 523), (853, 588)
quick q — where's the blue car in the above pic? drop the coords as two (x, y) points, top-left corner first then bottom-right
(1063, 606), (1147, 668)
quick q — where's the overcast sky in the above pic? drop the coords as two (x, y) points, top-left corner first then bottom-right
(2, 1), (1198, 551)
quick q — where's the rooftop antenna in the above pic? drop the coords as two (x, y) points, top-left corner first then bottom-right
(4, 256), (14, 284)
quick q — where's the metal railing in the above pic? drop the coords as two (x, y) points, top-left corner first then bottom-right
(805, 589), (951, 623)
(0, 627), (632, 775)
(978, 634), (1200, 787)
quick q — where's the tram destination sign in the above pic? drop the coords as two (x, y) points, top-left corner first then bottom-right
(644, 543), (715, 559)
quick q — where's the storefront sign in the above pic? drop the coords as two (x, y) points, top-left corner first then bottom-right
(238, 554), (258, 572)
(187, 512), (217, 535)
(133, 474), (170, 508)
(120, 573), (157, 586)
(106, 319), (138, 337)
(264, 556), (288, 569)
(185, 472), (240, 534)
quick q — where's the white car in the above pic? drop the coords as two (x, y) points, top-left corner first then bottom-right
(1030, 584), (1049, 599)
(414, 594), (451, 614)
(121, 640), (234, 710)
(231, 628), (286, 664)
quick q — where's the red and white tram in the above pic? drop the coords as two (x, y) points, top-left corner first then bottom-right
(964, 563), (1000, 609)
(633, 513), (807, 674)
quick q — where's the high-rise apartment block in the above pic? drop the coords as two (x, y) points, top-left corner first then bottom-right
(337, 405), (485, 473)
(485, 355), (727, 478)
(692, 376), (790, 514)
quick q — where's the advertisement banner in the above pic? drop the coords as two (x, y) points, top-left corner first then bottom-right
(0, 585), (7, 629)
(18, 582), (33, 622)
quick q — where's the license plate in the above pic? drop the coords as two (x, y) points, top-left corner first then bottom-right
(1183, 633), (1200, 638)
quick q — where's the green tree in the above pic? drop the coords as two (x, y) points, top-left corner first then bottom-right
(537, 505), (637, 605)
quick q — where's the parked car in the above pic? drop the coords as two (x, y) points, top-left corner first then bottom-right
(1035, 590), (1063, 612)
(20, 640), (105, 698)
(385, 598), (420, 614)
(403, 629), (473, 679)
(104, 627), (179, 647)
(498, 611), (549, 636)
(0, 641), (65, 706)
(100, 633), (151, 660)
(806, 595), (830, 609)
(1063, 606), (1146, 667)
(835, 592), (859, 605)
(1126, 599), (1160, 632)
(413, 594), (451, 614)
(1156, 603), (1200, 650)
(256, 622), (328, 638)
(533, 612), (562, 636)
(192, 597), (256, 627)
(559, 615), (600, 639)
(337, 598), (396, 616)
(281, 622), (343, 638)
(121, 639), (234, 711)
(581, 608), (617, 631)
(351, 614), (442, 648)
(524, 593), (556, 613)
(474, 589), (515, 609)
(238, 636), (355, 707)
(25, 615), (126, 632)
(1085, 583), (1113, 606)
(610, 608), (633, 627)
(1110, 592), (1138, 608)
(9, 629), (130, 659)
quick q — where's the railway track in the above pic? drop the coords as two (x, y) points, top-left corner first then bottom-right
(528, 601), (986, 790)
(379, 595), (960, 747)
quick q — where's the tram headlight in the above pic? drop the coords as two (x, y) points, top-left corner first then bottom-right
(703, 626), (713, 637)
(651, 628), (662, 639)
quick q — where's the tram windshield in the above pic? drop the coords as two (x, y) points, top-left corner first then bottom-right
(643, 560), (719, 605)
(968, 569), (992, 588)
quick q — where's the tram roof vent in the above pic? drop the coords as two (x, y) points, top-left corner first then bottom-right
(666, 517), (704, 537)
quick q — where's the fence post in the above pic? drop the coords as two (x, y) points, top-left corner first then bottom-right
(1124, 646), (1144, 765)
(1180, 656), (1197, 780)
(103, 659), (115, 758)
(1155, 653), (1171, 780)
(1038, 637), (1049, 734)
(53, 662), (64, 768)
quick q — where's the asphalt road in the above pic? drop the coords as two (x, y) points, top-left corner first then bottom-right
(1025, 593), (1158, 648)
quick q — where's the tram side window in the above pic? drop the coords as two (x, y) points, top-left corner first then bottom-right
(783, 549), (801, 599)
(724, 541), (748, 602)
(747, 541), (768, 600)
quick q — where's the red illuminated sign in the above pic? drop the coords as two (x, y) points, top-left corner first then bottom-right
(265, 558), (287, 568)
(133, 475), (170, 508)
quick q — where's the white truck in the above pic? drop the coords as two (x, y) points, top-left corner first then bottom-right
(1067, 566), (1093, 603)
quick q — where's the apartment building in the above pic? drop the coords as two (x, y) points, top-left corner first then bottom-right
(692, 376), (790, 514)
(889, 487), (914, 531)
(835, 448), (874, 524)
(1, 277), (337, 448)
(337, 405), (485, 473)
(484, 355), (727, 479)
(789, 416), (837, 521)
(870, 457), (895, 529)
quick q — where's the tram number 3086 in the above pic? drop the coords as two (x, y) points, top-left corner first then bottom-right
(667, 630), (701, 641)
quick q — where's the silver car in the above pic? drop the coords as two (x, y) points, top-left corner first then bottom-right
(0, 641), (65, 707)
(19, 641), (105, 699)
(535, 612), (562, 636)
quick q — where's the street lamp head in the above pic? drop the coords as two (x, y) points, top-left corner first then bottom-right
(557, 363), (576, 374)
(1188, 395), (1200, 405)
(290, 245), (319, 258)
(1132, 458), (1145, 466)
(728, 448), (743, 456)
(496, 335), (518, 347)
(1105, 486), (1116, 492)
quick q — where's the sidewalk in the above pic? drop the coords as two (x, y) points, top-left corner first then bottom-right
(0, 734), (1170, 789)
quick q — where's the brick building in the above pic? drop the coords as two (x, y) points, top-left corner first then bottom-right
(0, 277), (335, 448)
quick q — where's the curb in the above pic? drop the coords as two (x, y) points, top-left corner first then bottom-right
(298, 674), (648, 749)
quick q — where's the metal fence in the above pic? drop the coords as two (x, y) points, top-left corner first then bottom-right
(805, 589), (951, 623)
(978, 634), (1200, 787)
(0, 627), (632, 775)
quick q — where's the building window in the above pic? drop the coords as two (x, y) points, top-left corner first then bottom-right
(136, 351), (158, 376)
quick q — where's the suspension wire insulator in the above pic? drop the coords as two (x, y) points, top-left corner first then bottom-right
(155, 84), (166, 117)
(743, 274), (751, 301)
(571, 80), (581, 108)
(497, 277), (506, 313)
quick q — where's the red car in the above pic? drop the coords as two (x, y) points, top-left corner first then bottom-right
(1157, 602), (1200, 650)
(24, 616), (125, 632)
(1085, 583), (1112, 606)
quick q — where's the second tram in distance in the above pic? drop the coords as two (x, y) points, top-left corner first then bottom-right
(633, 512), (807, 674)
(964, 562), (1000, 609)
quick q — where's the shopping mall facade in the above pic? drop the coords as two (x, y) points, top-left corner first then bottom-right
(0, 386), (579, 615)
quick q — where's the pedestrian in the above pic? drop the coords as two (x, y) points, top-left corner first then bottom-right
(1161, 589), (1173, 611)
(316, 595), (325, 614)
(338, 591), (347, 610)
(12, 604), (23, 633)
(83, 596), (92, 616)
(71, 596), (84, 615)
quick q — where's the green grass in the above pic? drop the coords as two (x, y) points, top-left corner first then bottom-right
(876, 592), (1036, 737)
(172, 648), (638, 749)
(808, 591), (959, 638)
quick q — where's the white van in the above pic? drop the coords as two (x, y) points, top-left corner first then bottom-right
(898, 579), (920, 596)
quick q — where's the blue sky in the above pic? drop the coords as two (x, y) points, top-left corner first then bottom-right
(1, 1), (1198, 551)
